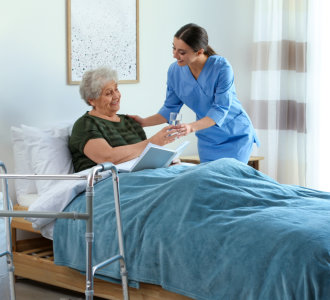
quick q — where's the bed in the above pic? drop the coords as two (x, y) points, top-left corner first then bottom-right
(2, 123), (330, 300)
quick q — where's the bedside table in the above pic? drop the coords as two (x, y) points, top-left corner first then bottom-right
(180, 155), (264, 171)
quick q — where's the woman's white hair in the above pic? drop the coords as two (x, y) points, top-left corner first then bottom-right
(79, 67), (118, 105)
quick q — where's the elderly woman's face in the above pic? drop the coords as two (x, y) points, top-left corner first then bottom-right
(91, 80), (121, 115)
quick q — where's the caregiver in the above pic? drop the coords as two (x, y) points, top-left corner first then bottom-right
(130, 23), (260, 163)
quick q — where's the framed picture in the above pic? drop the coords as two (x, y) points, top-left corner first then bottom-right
(67, 0), (139, 84)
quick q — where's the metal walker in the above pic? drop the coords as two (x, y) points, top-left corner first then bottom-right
(0, 161), (129, 300)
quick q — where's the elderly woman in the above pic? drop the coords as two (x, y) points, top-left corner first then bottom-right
(69, 67), (179, 172)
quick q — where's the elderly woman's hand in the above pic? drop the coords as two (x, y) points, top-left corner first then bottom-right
(149, 125), (180, 146)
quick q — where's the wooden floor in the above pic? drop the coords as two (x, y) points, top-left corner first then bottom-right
(15, 278), (88, 300)
(14, 278), (191, 300)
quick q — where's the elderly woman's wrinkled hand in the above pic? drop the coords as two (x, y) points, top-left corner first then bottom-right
(149, 126), (181, 146)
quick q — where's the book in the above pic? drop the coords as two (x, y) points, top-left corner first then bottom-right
(116, 141), (190, 173)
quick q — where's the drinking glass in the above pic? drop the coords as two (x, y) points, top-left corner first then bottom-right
(169, 112), (182, 126)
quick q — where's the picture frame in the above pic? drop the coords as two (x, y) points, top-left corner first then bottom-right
(66, 0), (139, 84)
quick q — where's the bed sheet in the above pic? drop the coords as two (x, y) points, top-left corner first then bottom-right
(53, 158), (330, 300)
(26, 168), (112, 239)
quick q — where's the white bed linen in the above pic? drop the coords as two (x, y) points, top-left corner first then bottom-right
(26, 168), (111, 239)
(16, 194), (38, 207)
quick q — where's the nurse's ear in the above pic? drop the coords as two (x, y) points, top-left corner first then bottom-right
(196, 48), (205, 56)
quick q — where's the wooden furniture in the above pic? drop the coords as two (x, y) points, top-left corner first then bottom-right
(11, 204), (191, 300)
(180, 155), (264, 171)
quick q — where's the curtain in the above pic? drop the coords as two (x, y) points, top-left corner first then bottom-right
(249, 0), (307, 185)
(306, 1), (330, 192)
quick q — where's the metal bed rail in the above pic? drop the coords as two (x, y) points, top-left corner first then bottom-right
(0, 161), (129, 300)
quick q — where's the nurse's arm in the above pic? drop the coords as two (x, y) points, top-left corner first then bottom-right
(128, 113), (167, 127)
(179, 117), (215, 136)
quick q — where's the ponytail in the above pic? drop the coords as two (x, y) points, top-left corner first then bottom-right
(204, 45), (217, 57)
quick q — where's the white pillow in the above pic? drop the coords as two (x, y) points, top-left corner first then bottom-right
(16, 193), (39, 207)
(21, 124), (74, 195)
(11, 126), (38, 196)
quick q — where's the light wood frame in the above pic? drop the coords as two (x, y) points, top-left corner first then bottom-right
(180, 155), (264, 171)
(66, 0), (139, 85)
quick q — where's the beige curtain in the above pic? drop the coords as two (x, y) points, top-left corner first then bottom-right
(249, 0), (307, 185)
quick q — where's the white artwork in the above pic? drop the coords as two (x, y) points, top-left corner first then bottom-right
(67, 0), (138, 84)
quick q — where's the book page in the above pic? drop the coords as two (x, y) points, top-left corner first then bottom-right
(115, 157), (139, 172)
(132, 146), (175, 172)
(173, 141), (190, 160)
(115, 141), (189, 172)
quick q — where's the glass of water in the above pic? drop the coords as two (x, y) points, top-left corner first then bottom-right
(169, 112), (182, 126)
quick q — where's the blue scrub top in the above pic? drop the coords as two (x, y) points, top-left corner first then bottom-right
(158, 55), (260, 163)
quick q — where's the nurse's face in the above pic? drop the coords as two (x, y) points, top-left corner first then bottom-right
(172, 37), (200, 66)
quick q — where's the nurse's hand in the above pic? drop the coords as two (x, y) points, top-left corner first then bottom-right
(128, 114), (145, 126)
(175, 123), (194, 136)
(128, 113), (167, 127)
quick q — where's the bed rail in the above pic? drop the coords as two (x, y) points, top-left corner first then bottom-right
(0, 161), (129, 300)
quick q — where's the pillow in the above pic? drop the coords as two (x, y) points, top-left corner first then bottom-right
(16, 193), (39, 207)
(11, 126), (38, 196)
(21, 124), (74, 195)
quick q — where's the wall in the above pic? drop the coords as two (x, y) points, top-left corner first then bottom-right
(0, 0), (255, 199)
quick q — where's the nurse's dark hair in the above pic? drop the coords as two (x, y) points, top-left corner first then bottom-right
(174, 23), (217, 57)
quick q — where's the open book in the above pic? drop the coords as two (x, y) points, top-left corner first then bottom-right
(116, 141), (190, 173)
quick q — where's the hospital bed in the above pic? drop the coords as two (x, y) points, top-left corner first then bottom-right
(1, 123), (330, 300)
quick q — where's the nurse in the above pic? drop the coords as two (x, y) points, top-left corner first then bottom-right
(130, 23), (260, 163)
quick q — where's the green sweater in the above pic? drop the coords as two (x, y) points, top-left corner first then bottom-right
(69, 112), (147, 172)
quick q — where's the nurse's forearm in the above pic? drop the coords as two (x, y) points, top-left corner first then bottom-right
(189, 117), (215, 132)
(142, 113), (167, 127)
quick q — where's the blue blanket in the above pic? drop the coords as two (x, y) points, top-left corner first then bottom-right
(53, 158), (330, 300)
